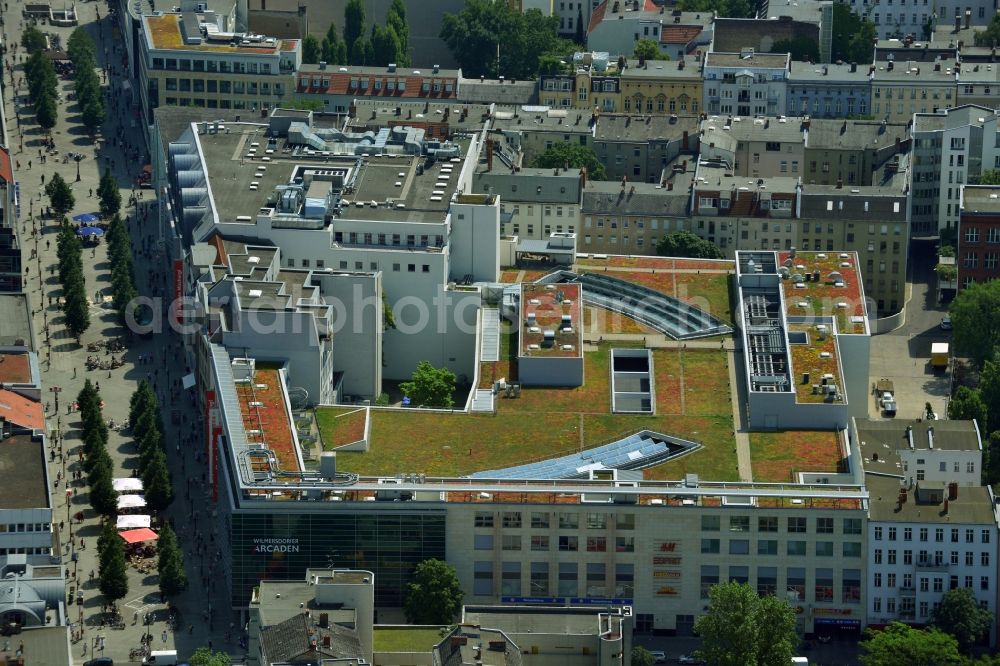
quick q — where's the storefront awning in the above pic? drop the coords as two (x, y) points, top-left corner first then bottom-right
(116, 515), (151, 530)
(112, 478), (143, 492)
(119, 528), (158, 544)
(117, 494), (146, 510)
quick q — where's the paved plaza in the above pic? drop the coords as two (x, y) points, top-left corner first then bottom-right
(2, 2), (240, 663)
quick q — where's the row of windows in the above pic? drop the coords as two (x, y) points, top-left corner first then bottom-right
(874, 548), (992, 566)
(163, 97), (262, 110)
(701, 538), (862, 558)
(163, 78), (283, 96)
(473, 561), (633, 598)
(874, 572), (990, 592)
(963, 253), (1000, 269)
(474, 534), (636, 552)
(332, 232), (444, 248)
(474, 511), (634, 530)
(0, 523), (50, 533)
(702, 515), (863, 534)
(873, 593), (990, 617)
(963, 228), (1000, 243)
(152, 57), (276, 75)
(700, 566), (862, 604)
(874, 526), (991, 543)
(0, 547), (49, 555)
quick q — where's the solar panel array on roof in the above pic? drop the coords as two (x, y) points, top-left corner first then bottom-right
(470, 430), (699, 480)
(574, 273), (732, 340)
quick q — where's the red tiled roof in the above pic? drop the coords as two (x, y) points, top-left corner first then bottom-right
(661, 25), (703, 45)
(588, 1), (608, 32)
(297, 71), (457, 99)
(0, 390), (44, 431)
(0, 148), (11, 185)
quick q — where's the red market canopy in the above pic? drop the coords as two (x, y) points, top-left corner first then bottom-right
(119, 528), (158, 544)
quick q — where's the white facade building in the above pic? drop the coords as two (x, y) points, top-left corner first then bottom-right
(858, 419), (999, 644)
(704, 50), (790, 117)
(0, 435), (53, 560)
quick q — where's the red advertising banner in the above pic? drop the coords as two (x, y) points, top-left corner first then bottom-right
(212, 426), (222, 503)
(205, 389), (215, 490)
(173, 260), (183, 325)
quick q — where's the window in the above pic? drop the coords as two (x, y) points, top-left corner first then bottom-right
(967, 529), (975, 543)
(920, 527), (929, 542)
(730, 516), (750, 532)
(983, 552), (991, 566)
(616, 536), (635, 552)
(586, 537), (607, 552)
(531, 562), (549, 596)
(984, 530), (991, 544)
(558, 536), (578, 551)
(816, 541), (834, 556)
(787, 541), (807, 556)
(788, 517), (807, 533)
(558, 563), (577, 596)
(701, 538), (720, 553)
(474, 512), (494, 528)
(844, 518), (862, 535)
(875, 549), (883, 564)
(587, 513), (607, 529)
(559, 513), (578, 529)
(502, 512), (521, 528)
(875, 526), (883, 541)
(816, 569), (834, 602)
(531, 513), (549, 529)
(531, 536), (549, 551)
(758, 540), (778, 555)
(502, 535), (521, 551)
(904, 527), (913, 541)
(586, 563), (606, 597)
(758, 517), (778, 532)
(817, 518), (834, 534)
(844, 542), (862, 557)
(729, 539), (750, 555)
(474, 562), (493, 595)
(701, 565), (720, 599)
(616, 563), (635, 598)
(474, 534), (494, 550)
(618, 514), (635, 530)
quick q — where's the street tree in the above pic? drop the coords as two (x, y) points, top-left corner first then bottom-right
(979, 169), (1000, 184)
(977, 355), (1000, 433)
(188, 647), (232, 666)
(633, 38), (668, 61)
(400, 361), (457, 408)
(951, 280), (1000, 367)
(67, 27), (97, 63)
(157, 525), (188, 596)
(62, 272), (92, 340)
(693, 581), (798, 666)
(344, 0), (366, 56)
(98, 520), (118, 563)
(90, 468), (118, 517)
(143, 452), (174, 512)
(34, 94), (58, 131)
(45, 174), (75, 219)
(932, 587), (994, 651)
(403, 559), (464, 624)
(81, 100), (106, 133)
(656, 230), (726, 259)
(860, 622), (963, 666)
(349, 36), (371, 66)
(370, 24), (404, 67)
(129, 381), (157, 428)
(98, 527), (130, 602)
(302, 34), (321, 63)
(98, 169), (122, 219)
(21, 27), (48, 54)
(531, 143), (607, 180)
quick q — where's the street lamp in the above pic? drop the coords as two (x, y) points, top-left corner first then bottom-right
(75, 155), (83, 182)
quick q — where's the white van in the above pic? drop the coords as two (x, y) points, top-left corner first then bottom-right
(143, 650), (178, 666)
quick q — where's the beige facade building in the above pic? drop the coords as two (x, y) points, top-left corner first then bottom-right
(620, 55), (703, 116)
(871, 59), (958, 123)
(138, 10), (301, 123)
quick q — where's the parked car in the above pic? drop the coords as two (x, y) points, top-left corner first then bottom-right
(678, 655), (706, 665)
(83, 659), (114, 666)
(649, 651), (667, 664)
(940, 316), (953, 330)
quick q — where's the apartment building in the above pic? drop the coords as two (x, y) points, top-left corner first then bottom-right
(579, 175), (693, 254)
(620, 55), (703, 116)
(803, 119), (909, 187)
(786, 61), (872, 119)
(857, 0), (993, 39)
(138, 10), (301, 124)
(701, 116), (805, 178)
(490, 108), (595, 166)
(0, 434), (53, 561)
(294, 63), (461, 115)
(587, 0), (713, 59)
(871, 58), (958, 123)
(703, 50), (790, 117)
(594, 114), (699, 182)
(857, 419), (999, 643)
(910, 105), (1000, 237)
(958, 185), (1000, 291)
(538, 60), (623, 113)
(475, 166), (584, 242)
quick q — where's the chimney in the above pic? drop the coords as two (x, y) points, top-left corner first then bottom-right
(319, 61), (327, 70)
(667, 181), (673, 190)
(836, 178), (843, 189)
(944, 498), (949, 514)
(319, 613), (329, 628)
(956, 14), (962, 32)
(682, 130), (689, 151)
(850, 61), (857, 73)
(580, 166), (588, 188)
(388, 63), (396, 73)
(966, 9), (972, 29)
(679, 58), (685, 70)
(899, 487), (908, 504)
(486, 139), (494, 171)
(887, 60), (894, 71)
(433, 64), (440, 73)
(322, 636), (331, 648)
(948, 482), (959, 500)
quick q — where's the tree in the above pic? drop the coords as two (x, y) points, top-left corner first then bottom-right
(630, 646), (656, 666)
(936, 263), (958, 282)
(531, 143), (607, 180)
(21, 27), (47, 54)
(370, 24), (404, 67)
(403, 559), (463, 624)
(349, 36), (370, 66)
(694, 581), (797, 666)
(948, 386), (988, 427)
(656, 230), (725, 259)
(34, 93), (58, 131)
(978, 169), (1000, 185)
(950, 280), (1000, 367)
(676, 0), (754, 18)
(45, 174), (75, 218)
(975, 12), (1000, 47)
(770, 35), (821, 62)
(400, 361), (456, 408)
(62, 271), (92, 340)
(860, 622), (963, 666)
(832, 3), (877, 65)
(387, 0), (409, 66)
(143, 452), (174, 512)
(633, 38), (667, 61)
(344, 0), (366, 56)
(90, 468), (118, 517)
(575, 6), (585, 45)
(322, 23), (348, 65)
(932, 587), (994, 651)
(441, 0), (564, 79)
(98, 527), (129, 602)
(978, 355), (1000, 434)
(188, 647), (232, 666)
(302, 34), (321, 63)
(97, 169), (121, 219)
(157, 525), (188, 596)
(80, 99), (106, 131)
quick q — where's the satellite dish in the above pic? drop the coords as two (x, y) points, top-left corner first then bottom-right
(287, 387), (309, 410)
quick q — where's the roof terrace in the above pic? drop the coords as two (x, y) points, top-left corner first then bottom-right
(519, 282), (582, 358)
(144, 13), (296, 54)
(235, 366), (301, 473)
(777, 251), (868, 334)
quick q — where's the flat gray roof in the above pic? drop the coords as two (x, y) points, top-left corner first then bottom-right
(595, 114), (699, 142)
(582, 179), (691, 217)
(0, 435), (47, 510)
(696, 172), (800, 193)
(705, 51), (789, 69)
(463, 605), (608, 635)
(872, 60), (959, 83)
(0, 626), (70, 666)
(962, 186), (1000, 214)
(857, 418), (981, 454)
(348, 100), (494, 133)
(0, 294), (32, 348)
(866, 474), (996, 524)
(703, 116), (803, 142)
(806, 119), (908, 150)
(622, 56), (702, 80)
(789, 61), (872, 83)
(490, 107), (594, 134)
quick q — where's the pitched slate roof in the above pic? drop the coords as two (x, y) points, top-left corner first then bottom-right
(260, 613), (363, 664)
